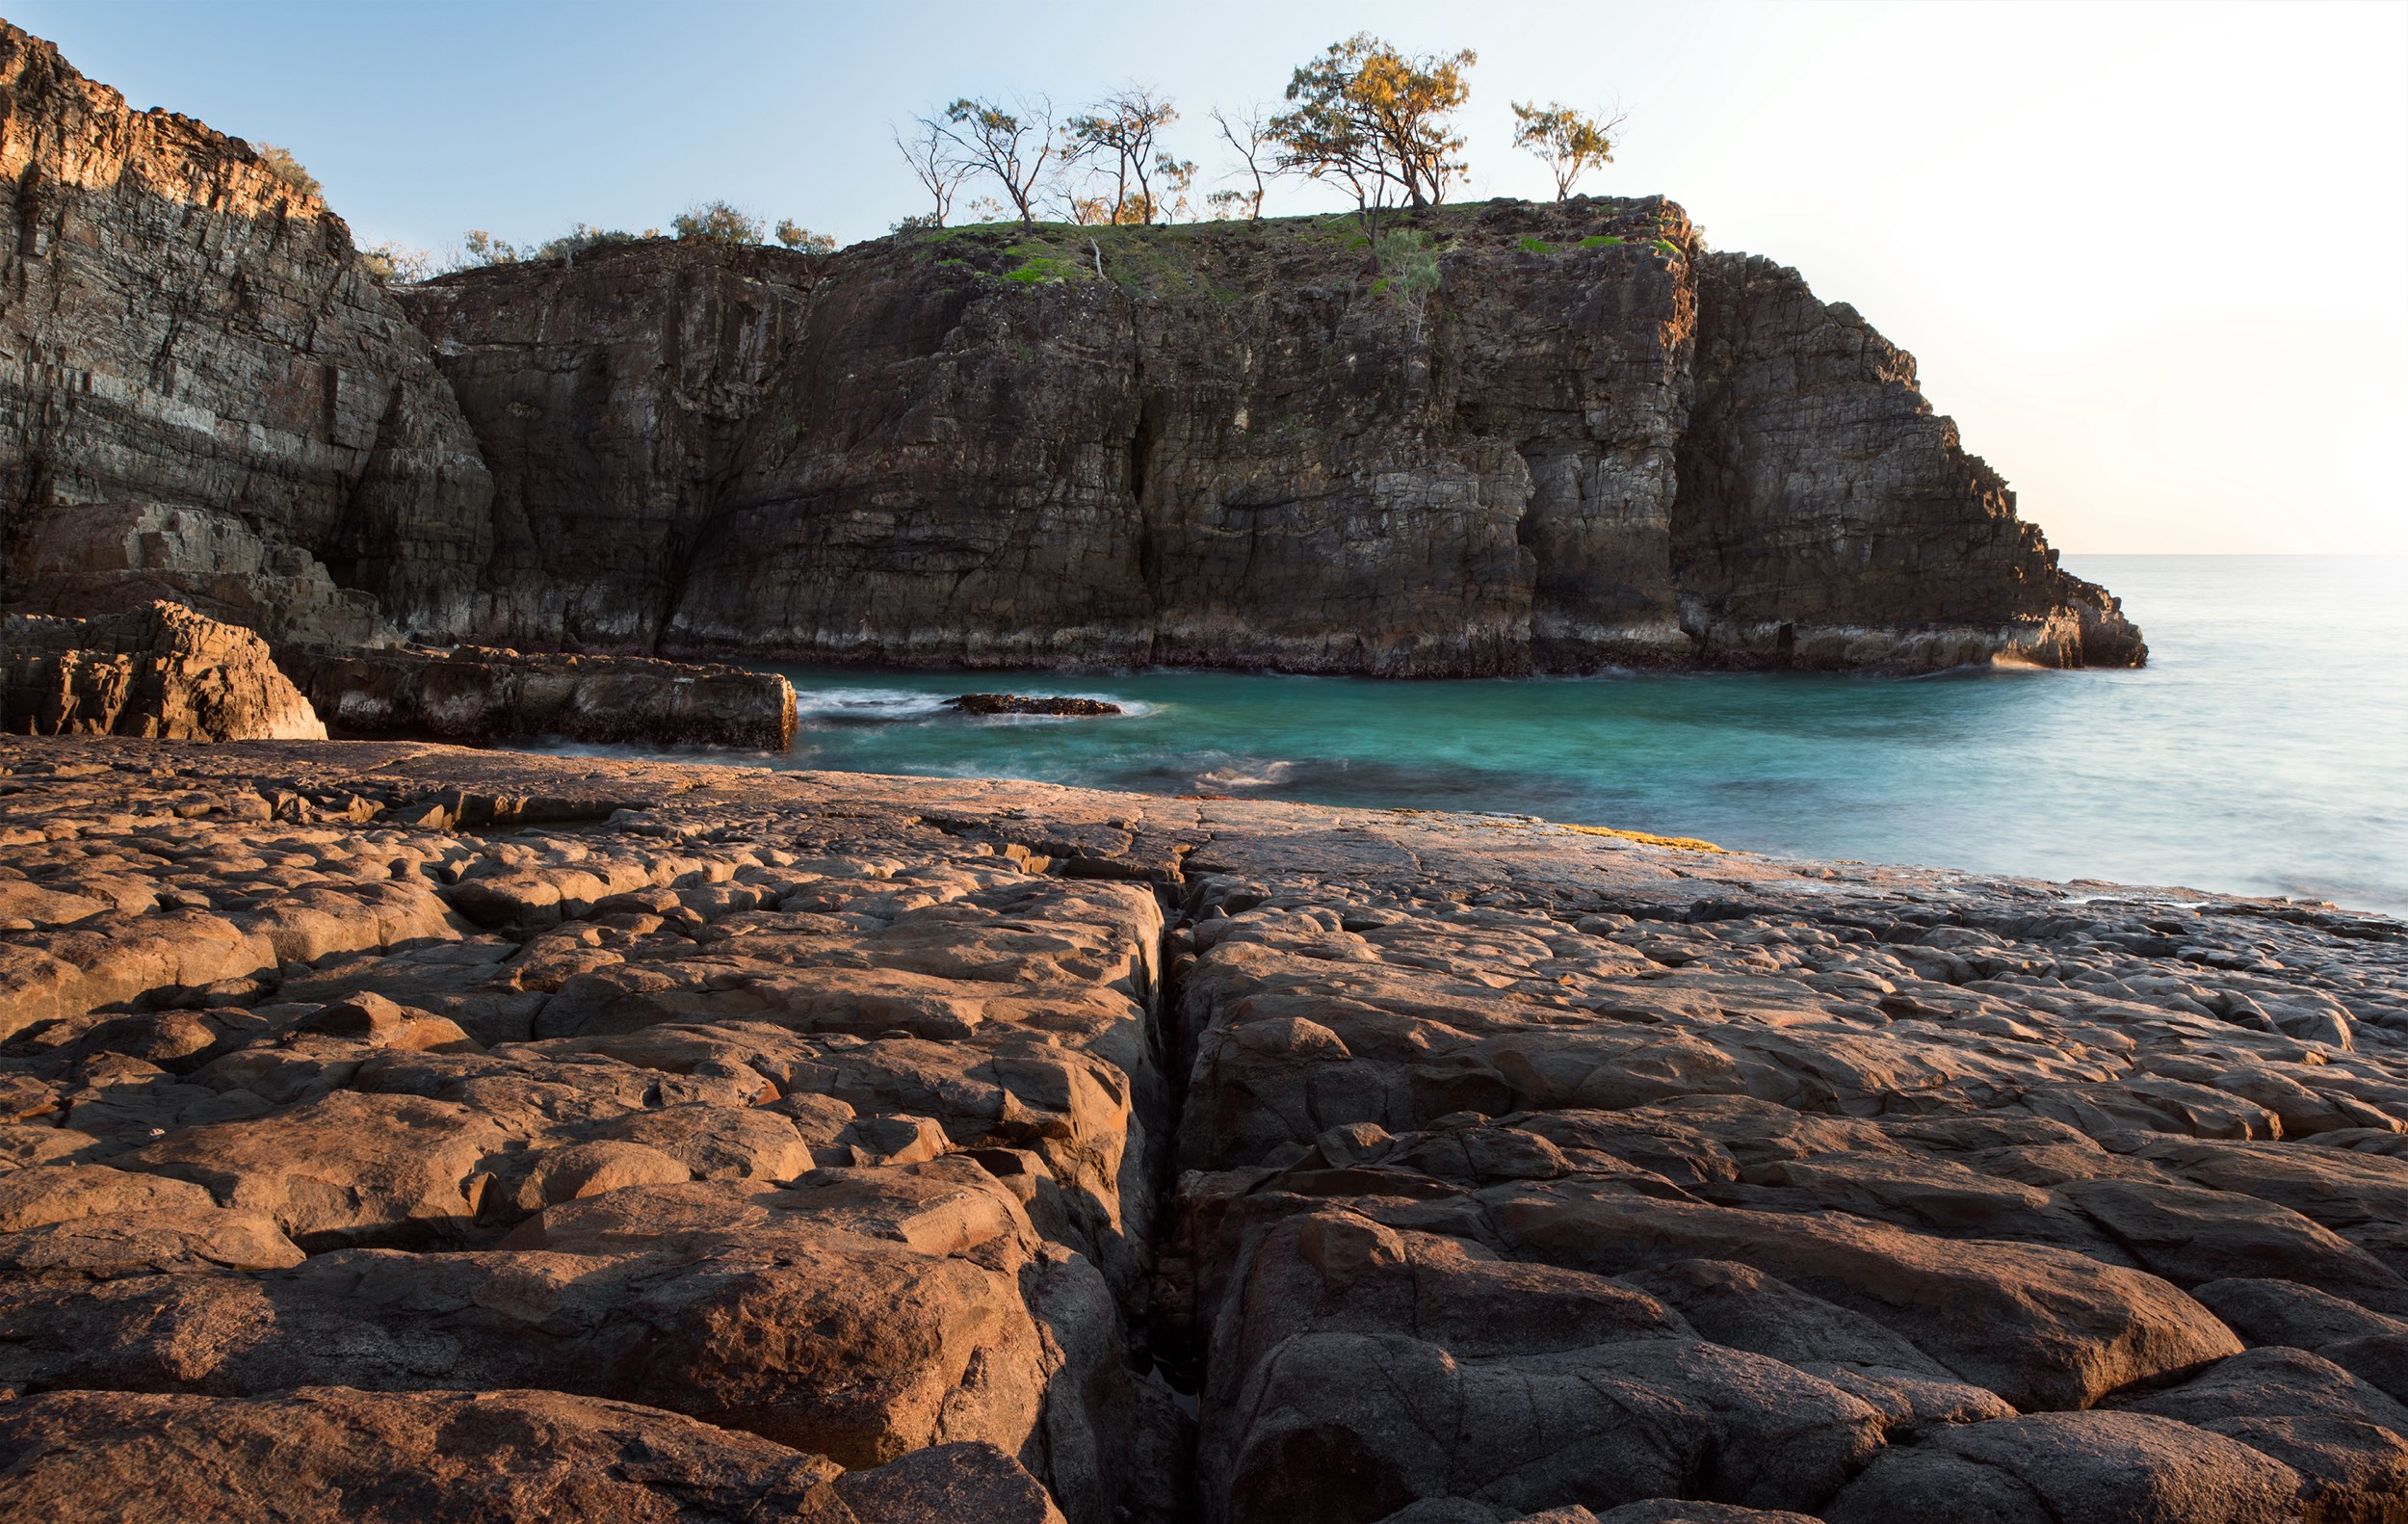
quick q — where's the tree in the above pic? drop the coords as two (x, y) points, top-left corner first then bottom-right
(1208, 103), (1278, 223)
(456, 229), (521, 268)
(672, 201), (764, 244)
(359, 240), (431, 283)
(1067, 87), (1184, 224)
(1269, 34), (1475, 234)
(774, 220), (837, 254)
(531, 223), (636, 261)
(1510, 101), (1625, 200)
(893, 116), (973, 227)
(1151, 152), (1197, 223)
(1375, 229), (1443, 341)
(252, 143), (321, 199)
(943, 95), (1062, 228)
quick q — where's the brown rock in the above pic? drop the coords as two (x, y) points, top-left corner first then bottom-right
(0, 603), (324, 741)
(1821, 1410), (2303, 1524)
(0, 1386), (857, 1523)
(277, 642), (798, 749)
(0, 26), (493, 636)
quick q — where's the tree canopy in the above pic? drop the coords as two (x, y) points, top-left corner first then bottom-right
(1269, 34), (1476, 224)
(1510, 101), (1625, 201)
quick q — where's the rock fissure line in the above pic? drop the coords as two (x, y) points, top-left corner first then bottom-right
(2, 739), (2407, 1520)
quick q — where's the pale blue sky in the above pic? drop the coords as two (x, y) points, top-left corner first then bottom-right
(13, 0), (2405, 554)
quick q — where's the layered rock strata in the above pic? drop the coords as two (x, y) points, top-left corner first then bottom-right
(0, 25), (492, 638)
(0, 22), (2141, 680)
(0, 602), (323, 741)
(3, 736), (2405, 1520)
(275, 643), (799, 750)
(407, 217), (2142, 675)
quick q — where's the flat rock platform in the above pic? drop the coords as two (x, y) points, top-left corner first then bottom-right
(0, 736), (2403, 1524)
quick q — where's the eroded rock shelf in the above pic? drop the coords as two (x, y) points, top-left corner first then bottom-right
(1, 735), (2404, 1522)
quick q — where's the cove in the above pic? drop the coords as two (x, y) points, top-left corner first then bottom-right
(532, 556), (2408, 918)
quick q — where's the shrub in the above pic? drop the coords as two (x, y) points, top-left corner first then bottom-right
(253, 143), (320, 199)
(672, 201), (764, 244)
(774, 219), (837, 254)
(359, 241), (432, 283)
(456, 229), (521, 268)
(531, 223), (637, 261)
(1374, 229), (1443, 339)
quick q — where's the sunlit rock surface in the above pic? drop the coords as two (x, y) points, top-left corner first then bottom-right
(1, 736), (2401, 1519)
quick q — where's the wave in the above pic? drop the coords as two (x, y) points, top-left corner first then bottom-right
(1194, 759), (1296, 789)
(791, 688), (957, 724)
(795, 686), (1158, 725)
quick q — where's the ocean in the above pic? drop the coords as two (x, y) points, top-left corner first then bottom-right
(534, 556), (2408, 917)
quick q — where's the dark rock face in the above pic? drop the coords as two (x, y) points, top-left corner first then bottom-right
(0, 602), (324, 741)
(948, 694), (1123, 717)
(394, 245), (818, 647)
(411, 213), (2141, 675)
(0, 19), (2141, 678)
(275, 643), (798, 749)
(0, 25), (494, 639)
(1674, 255), (2142, 669)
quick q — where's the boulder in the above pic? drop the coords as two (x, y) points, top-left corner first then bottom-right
(275, 643), (798, 749)
(0, 603), (324, 741)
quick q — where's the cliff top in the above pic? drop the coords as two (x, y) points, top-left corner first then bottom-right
(0, 22), (340, 234)
(411, 194), (1702, 302)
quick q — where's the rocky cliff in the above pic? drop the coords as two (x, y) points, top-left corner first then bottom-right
(0, 23), (492, 640)
(407, 215), (2140, 673)
(0, 21), (2141, 677)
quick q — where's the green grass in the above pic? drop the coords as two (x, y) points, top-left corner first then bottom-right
(873, 201), (1672, 299)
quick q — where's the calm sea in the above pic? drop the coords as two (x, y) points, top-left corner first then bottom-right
(537, 557), (2408, 917)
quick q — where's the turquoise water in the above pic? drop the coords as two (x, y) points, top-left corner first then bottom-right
(545, 557), (2408, 916)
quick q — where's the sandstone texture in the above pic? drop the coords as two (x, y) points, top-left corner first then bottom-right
(406, 214), (2141, 675)
(1, 735), (2402, 1520)
(276, 643), (799, 750)
(1, 602), (323, 741)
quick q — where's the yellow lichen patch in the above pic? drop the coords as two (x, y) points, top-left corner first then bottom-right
(1558, 823), (1729, 854)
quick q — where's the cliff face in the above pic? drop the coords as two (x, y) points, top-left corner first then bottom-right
(413, 215), (2138, 673)
(0, 24), (492, 639)
(395, 246), (814, 646)
(409, 200), (1702, 674)
(0, 21), (2141, 675)
(1675, 254), (2141, 669)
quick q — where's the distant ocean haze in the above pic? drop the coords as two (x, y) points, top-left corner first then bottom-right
(531, 556), (2408, 918)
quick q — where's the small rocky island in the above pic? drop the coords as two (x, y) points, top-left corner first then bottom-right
(0, 18), (2136, 737)
(948, 694), (1125, 717)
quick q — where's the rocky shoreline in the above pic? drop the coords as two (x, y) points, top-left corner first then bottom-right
(0, 21), (2141, 693)
(1, 734), (2404, 1521)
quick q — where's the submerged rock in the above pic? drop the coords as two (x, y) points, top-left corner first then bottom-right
(946, 694), (1124, 717)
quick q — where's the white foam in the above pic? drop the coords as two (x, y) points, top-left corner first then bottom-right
(1196, 760), (1296, 789)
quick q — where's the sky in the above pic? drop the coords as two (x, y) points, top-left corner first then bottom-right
(12, 0), (2405, 555)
